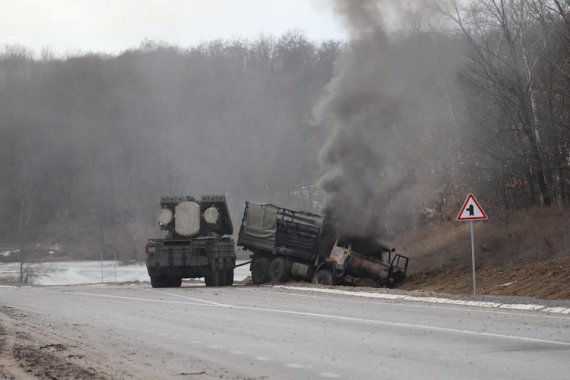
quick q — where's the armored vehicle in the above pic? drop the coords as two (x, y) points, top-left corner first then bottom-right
(145, 195), (236, 288)
(237, 202), (408, 287)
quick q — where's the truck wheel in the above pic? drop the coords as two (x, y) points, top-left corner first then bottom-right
(268, 258), (292, 283)
(224, 268), (234, 286)
(312, 269), (336, 286)
(205, 270), (221, 287)
(170, 277), (182, 287)
(390, 271), (405, 285)
(150, 275), (167, 288)
(218, 269), (229, 286)
(251, 257), (270, 285)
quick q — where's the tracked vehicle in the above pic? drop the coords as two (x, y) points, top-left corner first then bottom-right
(237, 202), (408, 287)
(145, 195), (235, 288)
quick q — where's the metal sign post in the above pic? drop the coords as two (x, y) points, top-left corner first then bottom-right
(470, 221), (476, 296)
(457, 193), (488, 297)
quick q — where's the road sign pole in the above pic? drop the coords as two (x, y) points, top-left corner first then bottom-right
(457, 194), (486, 296)
(470, 220), (476, 296)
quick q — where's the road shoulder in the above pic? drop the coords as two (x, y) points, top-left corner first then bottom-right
(274, 285), (570, 315)
(0, 305), (107, 379)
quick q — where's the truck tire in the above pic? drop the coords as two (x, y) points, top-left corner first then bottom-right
(251, 257), (270, 285)
(268, 257), (292, 283)
(389, 270), (405, 286)
(312, 269), (336, 286)
(150, 275), (168, 288)
(224, 268), (234, 286)
(169, 276), (182, 287)
(218, 269), (228, 286)
(205, 269), (221, 287)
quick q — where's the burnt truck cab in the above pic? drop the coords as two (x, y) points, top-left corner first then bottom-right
(237, 201), (409, 287)
(326, 238), (409, 286)
(145, 195), (236, 288)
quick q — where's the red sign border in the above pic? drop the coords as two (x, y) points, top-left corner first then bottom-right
(456, 193), (488, 221)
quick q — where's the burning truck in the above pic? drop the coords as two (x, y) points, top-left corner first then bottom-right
(237, 202), (409, 287)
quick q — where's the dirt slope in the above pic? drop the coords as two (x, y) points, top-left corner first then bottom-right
(394, 206), (570, 299)
(399, 256), (570, 300)
(397, 206), (570, 270)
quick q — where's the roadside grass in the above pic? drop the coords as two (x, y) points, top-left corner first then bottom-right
(396, 206), (570, 299)
(397, 205), (570, 270)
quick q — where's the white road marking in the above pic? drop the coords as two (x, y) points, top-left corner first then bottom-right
(149, 289), (229, 307)
(230, 350), (246, 355)
(68, 292), (213, 307)
(319, 371), (341, 378)
(22, 285), (565, 321)
(255, 356), (273, 361)
(286, 363), (310, 369)
(275, 286), (570, 316)
(64, 290), (570, 348)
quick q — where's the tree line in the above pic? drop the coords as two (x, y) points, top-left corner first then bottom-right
(441, 0), (569, 211)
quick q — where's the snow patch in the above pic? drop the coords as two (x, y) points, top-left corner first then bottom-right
(0, 260), (250, 286)
(275, 286), (570, 316)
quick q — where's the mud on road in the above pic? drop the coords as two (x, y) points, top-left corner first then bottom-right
(0, 300), (254, 380)
(0, 305), (106, 380)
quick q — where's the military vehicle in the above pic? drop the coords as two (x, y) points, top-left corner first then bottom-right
(145, 195), (236, 288)
(237, 202), (409, 286)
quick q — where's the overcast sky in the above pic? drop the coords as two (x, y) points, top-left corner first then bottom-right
(0, 0), (346, 55)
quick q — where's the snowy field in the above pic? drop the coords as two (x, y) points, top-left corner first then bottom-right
(0, 260), (250, 286)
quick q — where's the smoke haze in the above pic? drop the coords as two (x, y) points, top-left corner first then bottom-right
(2, 0), (564, 263)
(0, 36), (342, 260)
(316, 0), (461, 240)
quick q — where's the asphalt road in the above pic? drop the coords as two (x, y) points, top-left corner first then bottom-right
(1, 284), (569, 379)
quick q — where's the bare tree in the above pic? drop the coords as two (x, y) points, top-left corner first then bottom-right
(439, 0), (570, 206)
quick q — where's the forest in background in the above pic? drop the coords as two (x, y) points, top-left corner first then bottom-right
(0, 0), (568, 261)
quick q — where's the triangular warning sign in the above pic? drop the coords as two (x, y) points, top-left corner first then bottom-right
(457, 193), (488, 221)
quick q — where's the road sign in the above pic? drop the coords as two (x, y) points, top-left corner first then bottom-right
(456, 193), (488, 221)
(456, 193), (488, 297)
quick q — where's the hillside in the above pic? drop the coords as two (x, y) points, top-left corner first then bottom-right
(399, 256), (570, 300)
(395, 206), (570, 299)
(397, 206), (569, 269)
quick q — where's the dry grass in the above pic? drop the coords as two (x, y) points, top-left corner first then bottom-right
(396, 205), (570, 271)
(400, 256), (570, 300)
(396, 206), (570, 299)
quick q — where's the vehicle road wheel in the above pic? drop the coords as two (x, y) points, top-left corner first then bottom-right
(150, 275), (167, 288)
(251, 257), (270, 285)
(268, 257), (292, 283)
(390, 271), (405, 286)
(169, 276), (182, 287)
(218, 269), (229, 286)
(312, 269), (336, 286)
(205, 269), (221, 287)
(224, 268), (234, 286)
